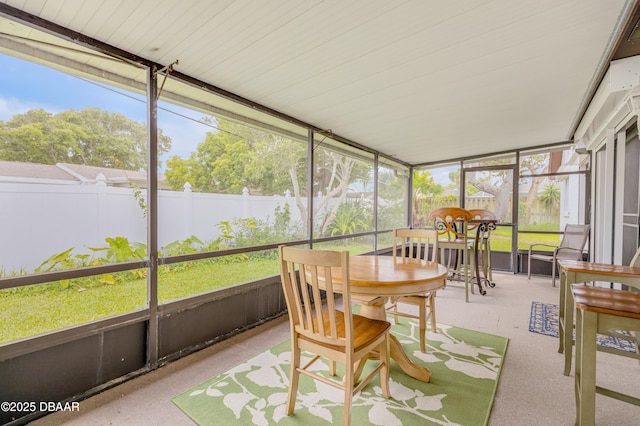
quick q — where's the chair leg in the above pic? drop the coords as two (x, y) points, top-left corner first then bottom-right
(329, 359), (336, 376)
(343, 362), (354, 426)
(469, 246), (475, 295)
(429, 292), (437, 333)
(483, 240), (493, 282)
(575, 308), (597, 426)
(634, 331), (640, 366)
(552, 260), (557, 287)
(461, 245), (474, 302)
(419, 299), (427, 353)
(527, 251), (532, 280)
(488, 245), (493, 282)
(446, 248), (454, 273)
(463, 251), (469, 303)
(287, 343), (300, 416)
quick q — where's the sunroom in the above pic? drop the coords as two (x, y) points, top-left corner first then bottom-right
(1, 1), (639, 425)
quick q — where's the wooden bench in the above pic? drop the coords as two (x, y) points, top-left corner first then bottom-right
(571, 284), (640, 426)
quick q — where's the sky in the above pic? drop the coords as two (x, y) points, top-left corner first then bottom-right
(0, 53), (466, 186)
(0, 53), (212, 166)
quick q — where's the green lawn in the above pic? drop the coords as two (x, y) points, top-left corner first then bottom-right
(0, 234), (561, 343)
(0, 258), (281, 343)
(0, 278), (148, 343)
(487, 227), (561, 252)
(0, 243), (374, 343)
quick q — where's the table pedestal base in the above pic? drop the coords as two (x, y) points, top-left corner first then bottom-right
(357, 296), (431, 382)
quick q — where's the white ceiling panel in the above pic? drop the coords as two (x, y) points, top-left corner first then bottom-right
(0, 0), (632, 164)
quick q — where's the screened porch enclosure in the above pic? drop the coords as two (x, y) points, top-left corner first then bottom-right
(0, 1), (637, 424)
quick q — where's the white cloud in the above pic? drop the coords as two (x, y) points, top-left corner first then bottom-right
(0, 96), (63, 121)
(0, 96), (31, 121)
(157, 107), (216, 167)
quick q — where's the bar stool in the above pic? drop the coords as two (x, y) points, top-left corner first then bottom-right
(571, 284), (640, 426)
(429, 207), (474, 302)
(467, 209), (496, 288)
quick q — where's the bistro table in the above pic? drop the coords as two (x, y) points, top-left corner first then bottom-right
(557, 259), (640, 375)
(337, 255), (448, 382)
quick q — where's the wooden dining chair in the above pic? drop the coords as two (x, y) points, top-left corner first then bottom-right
(385, 228), (439, 353)
(278, 246), (391, 426)
(429, 207), (474, 302)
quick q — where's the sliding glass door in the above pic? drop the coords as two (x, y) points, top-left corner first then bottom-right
(463, 163), (516, 272)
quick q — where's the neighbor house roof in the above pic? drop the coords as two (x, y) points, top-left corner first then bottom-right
(0, 161), (168, 189)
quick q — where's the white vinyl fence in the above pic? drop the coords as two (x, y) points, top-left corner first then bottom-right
(0, 182), (304, 273)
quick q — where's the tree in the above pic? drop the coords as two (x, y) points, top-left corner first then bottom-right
(252, 135), (369, 237)
(165, 119), (305, 195)
(377, 168), (409, 230)
(0, 108), (171, 169)
(466, 170), (512, 222)
(248, 133), (308, 230)
(164, 155), (194, 191)
(313, 150), (365, 236)
(165, 118), (371, 237)
(412, 171), (444, 226)
(464, 155), (552, 223)
(520, 153), (550, 222)
(248, 133), (307, 197)
(539, 182), (560, 208)
(191, 128), (253, 193)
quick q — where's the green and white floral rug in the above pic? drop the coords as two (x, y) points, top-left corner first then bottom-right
(172, 318), (508, 426)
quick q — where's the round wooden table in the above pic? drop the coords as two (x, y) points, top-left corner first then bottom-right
(340, 255), (448, 382)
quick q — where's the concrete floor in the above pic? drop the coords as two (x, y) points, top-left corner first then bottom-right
(30, 273), (640, 425)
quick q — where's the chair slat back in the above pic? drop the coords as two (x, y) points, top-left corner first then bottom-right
(393, 229), (438, 262)
(429, 207), (472, 241)
(279, 246), (353, 349)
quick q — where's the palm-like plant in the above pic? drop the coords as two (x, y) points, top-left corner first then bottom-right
(539, 182), (560, 208)
(327, 201), (370, 237)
